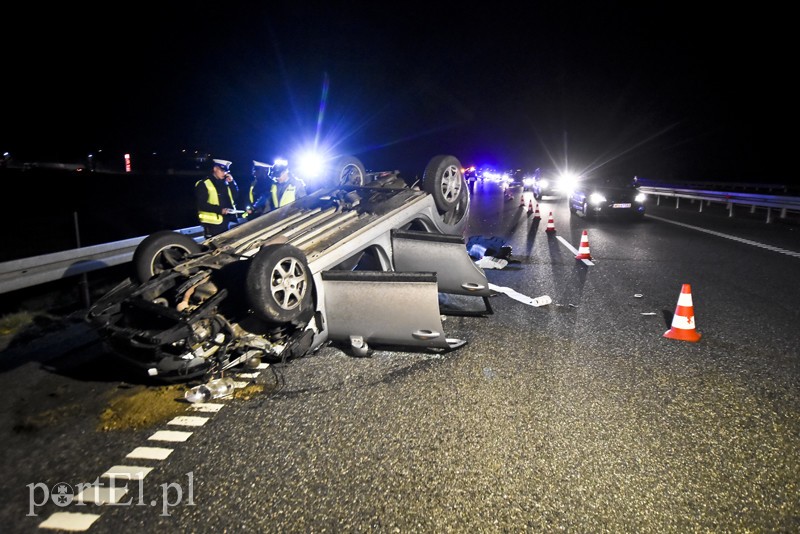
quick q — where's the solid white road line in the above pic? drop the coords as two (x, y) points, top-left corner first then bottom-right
(646, 214), (800, 258)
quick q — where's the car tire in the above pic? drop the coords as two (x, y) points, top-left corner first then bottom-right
(246, 244), (313, 324)
(422, 154), (465, 214)
(336, 155), (367, 186)
(132, 230), (202, 283)
(534, 190), (542, 201)
(439, 183), (470, 228)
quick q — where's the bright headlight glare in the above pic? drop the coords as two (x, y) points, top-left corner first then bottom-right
(635, 193), (646, 203)
(296, 152), (323, 178)
(540, 179), (549, 188)
(589, 193), (607, 204)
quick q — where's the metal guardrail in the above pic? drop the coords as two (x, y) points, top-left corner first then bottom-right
(3, 180), (799, 295)
(638, 186), (800, 223)
(0, 226), (204, 295)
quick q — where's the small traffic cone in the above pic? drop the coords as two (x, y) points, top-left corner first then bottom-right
(663, 284), (702, 342)
(528, 200), (534, 213)
(575, 230), (592, 260)
(545, 211), (556, 232)
(533, 203), (541, 219)
(519, 195), (525, 207)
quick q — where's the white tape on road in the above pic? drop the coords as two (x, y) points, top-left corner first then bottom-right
(488, 284), (551, 307)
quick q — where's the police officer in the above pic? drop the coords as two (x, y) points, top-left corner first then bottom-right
(243, 160), (272, 220)
(264, 159), (307, 212)
(195, 159), (241, 237)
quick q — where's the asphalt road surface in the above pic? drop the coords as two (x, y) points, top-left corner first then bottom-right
(1, 182), (799, 532)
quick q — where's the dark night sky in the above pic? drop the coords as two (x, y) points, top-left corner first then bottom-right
(3, 2), (795, 183)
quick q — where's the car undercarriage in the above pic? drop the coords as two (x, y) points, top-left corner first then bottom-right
(86, 155), (494, 382)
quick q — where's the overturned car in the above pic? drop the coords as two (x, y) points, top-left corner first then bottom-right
(86, 155), (494, 382)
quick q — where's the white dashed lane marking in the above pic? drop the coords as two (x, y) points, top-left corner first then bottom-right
(125, 446), (173, 460)
(647, 214), (800, 258)
(76, 485), (129, 505)
(39, 382), (236, 530)
(168, 416), (210, 427)
(100, 465), (153, 480)
(39, 512), (101, 531)
(148, 430), (193, 442)
(188, 403), (225, 413)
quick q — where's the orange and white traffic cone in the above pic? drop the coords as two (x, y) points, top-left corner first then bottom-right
(528, 200), (534, 213)
(663, 284), (702, 342)
(533, 203), (541, 219)
(519, 195), (525, 207)
(575, 230), (592, 260)
(545, 211), (556, 232)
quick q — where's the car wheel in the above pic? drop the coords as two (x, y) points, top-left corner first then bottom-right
(422, 154), (465, 214)
(439, 183), (470, 228)
(246, 244), (313, 324)
(336, 155), (367, 186)
(581, 202), (592, 219)
(534, 190), (542, 201)
(132, 230), (201, 283)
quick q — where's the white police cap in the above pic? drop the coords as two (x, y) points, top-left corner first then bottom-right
(212, 159), (232, 172)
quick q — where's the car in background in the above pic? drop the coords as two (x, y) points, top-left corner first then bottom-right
(524, 169), (577, 200)
(568, 175), (646, 219)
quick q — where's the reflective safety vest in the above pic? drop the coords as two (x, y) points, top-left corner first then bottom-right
(271, 182), (298, 208)
(197, 178), (235, 225)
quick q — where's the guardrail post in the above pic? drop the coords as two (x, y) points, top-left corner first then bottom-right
(73, 212), (91, 308)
